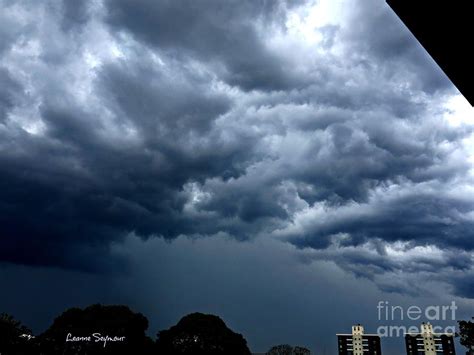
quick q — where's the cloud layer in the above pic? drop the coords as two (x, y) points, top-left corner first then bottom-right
(0, 0), (473, 298)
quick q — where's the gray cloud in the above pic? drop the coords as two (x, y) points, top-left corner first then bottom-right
(343, 0), (453, 95)
(0, 68), (22, 121)
(61, 0), (92, 30)
(104, 0), (310, 91)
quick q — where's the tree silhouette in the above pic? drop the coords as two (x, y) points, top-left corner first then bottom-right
(156, 312), (251, 355)
(459, 318), (474, 353)
(266, 344), (294, 355)
(36, 304), (154, 355)
(293, 346), (311, 355)
(266, 344), (311, 355)
(0, 313), (34, 355)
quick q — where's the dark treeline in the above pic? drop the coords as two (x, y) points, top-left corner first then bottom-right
(0, 304), (251, 355)
(0, 304), (312, 355)
(3, 306), (474, 354)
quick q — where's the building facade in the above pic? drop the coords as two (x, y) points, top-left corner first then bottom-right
(337, 324), (382, 355)
(405, 323), (456, 355)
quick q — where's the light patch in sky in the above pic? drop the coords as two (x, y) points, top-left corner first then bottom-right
(444, 94), (474, 128)
(442, 95), (474, 173)
(285, 0), (347, 44)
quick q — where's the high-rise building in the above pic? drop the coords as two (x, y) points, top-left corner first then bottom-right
(337, 324), (382, 355)
(405, 323), (456, 355)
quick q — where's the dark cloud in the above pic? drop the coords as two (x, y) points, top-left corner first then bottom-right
(0, 1), (25, 55)
(289, 191), (474, 251)
(61, 0), (91, 30)
(104, 0), (308, 91)
(0, 68), (22, 121)
(97, 57), (231, 138)
(451, 274), (474, 299)
(0, 40), (258, 270)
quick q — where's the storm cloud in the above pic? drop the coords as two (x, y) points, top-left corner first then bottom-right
(0, 0), (473, 306)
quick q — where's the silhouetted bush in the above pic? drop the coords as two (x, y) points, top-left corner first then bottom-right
(156, 312), (251, 355)
(266, 344), (311, 355)
(1, 307), (254, 354)
(36, 304), (154, 355)
(0, 313), (34, 355)
(459, 318), (474, 354)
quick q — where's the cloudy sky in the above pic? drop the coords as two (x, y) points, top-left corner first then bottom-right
(0, 0), (473, 353)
